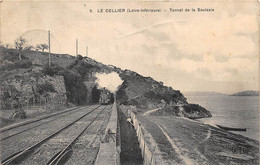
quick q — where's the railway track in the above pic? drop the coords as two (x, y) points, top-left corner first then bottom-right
(1, 106), (98, 141)
(64, 106), (112, 165)
(1, 106), (102, 161)
(46, 106), (109, 165)
(0, 106), (86, 133)
(1, 105), (109, 165)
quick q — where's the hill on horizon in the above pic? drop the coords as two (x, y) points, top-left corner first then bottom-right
(183, 91), (226, 96)
(231, 90), (259, 96)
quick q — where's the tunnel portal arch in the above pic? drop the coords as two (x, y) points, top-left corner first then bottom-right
(91, 86), (101, 103)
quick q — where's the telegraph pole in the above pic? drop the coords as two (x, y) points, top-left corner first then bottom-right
(76, 38), (78, 56)
(48, 30), (51, 67)
(86, 46), (88, 57)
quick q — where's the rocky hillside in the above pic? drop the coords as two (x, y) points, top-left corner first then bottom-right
(116, 70), (187, 106)
(0, 47), (211, 119)
(150, 104), (212, 119)
(0, 48), (68, 110)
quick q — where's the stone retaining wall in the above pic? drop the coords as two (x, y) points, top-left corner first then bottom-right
(95, 103), (120, 165)
(129, 109), (166, 165)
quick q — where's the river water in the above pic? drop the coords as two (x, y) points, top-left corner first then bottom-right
(185, 95), (259, 141)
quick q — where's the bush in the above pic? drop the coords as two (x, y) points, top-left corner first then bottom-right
(127, 99), (139, 106)
(58, 69), (81, 86)
(12, 109), (26, 119)
(149, 106), (180, 116)
(183, 104), (212, 118)
(0, 85), (21, 110)
(36, 82), (56, 94)
(14, 59), (32, 68)
(0, 60), (32, 71)
(116, 84), (129, 104)
(42, 64), (63, 76)
(0, 48), (29, 62)
(0, 48), (19, 61)
(143, 91), (172, 104)
(73, 61), (99, 76)
(0, 63), (15, 71)
(67, 56), (100, 76)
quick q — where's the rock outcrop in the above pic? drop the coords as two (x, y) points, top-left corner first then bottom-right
(149, 104), (212, 119)
(116, 70), (187, 107)
(0, 48), (67, 110)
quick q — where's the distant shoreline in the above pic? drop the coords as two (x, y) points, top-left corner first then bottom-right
(183, 90), (259, 97)
(230, 90), (259, 96)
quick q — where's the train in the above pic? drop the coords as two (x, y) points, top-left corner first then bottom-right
(99, 88), (114, 105)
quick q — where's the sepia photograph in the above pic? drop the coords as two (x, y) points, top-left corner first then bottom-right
(0, 0), (259, 164)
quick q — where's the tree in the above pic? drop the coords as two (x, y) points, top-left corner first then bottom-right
(25, 45), (34, 51)
(36, 44), (49, 52)
(0, 43), (11, 48)
(4, 43), (10, 48)
(14, 37), (26, 60)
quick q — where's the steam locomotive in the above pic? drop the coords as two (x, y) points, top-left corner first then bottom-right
(99, 88), (114, 105)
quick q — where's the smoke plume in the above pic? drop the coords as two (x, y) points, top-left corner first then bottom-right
(95, 72), (123, 93)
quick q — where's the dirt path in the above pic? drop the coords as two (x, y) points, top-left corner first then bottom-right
(136, 115), (183, 164)
(142, 108), (161, 116)
(130, 105), (259, 165)
(148, 115), (259, 164)
(156, 123), (195, 165)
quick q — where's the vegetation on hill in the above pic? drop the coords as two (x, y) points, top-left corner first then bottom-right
(231, 90), (259, 96)
(149, 104), (212, 119)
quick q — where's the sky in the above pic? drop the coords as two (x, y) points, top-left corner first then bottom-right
(1, 1), (259, 94)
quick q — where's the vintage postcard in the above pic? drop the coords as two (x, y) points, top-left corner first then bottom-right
(0, 0), (259, 164)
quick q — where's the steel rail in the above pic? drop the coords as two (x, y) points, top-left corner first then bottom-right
(1, 105), (102, 165)
(47, 106), (110, 165)
(0, 106), (88, 133)
(47, 105), (110, 165)
(0, 106), (92, 141)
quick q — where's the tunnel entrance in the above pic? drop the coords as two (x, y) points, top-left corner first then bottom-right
(91, 86), (101, 103)
(110, 94), (115, 104)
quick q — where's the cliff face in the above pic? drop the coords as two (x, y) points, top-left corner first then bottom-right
(0, 48), (68, 110)
(0, 47), (211, 119)
(1, 73), (67, 109)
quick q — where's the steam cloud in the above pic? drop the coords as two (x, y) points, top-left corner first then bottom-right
(95, 72), (123, 93)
